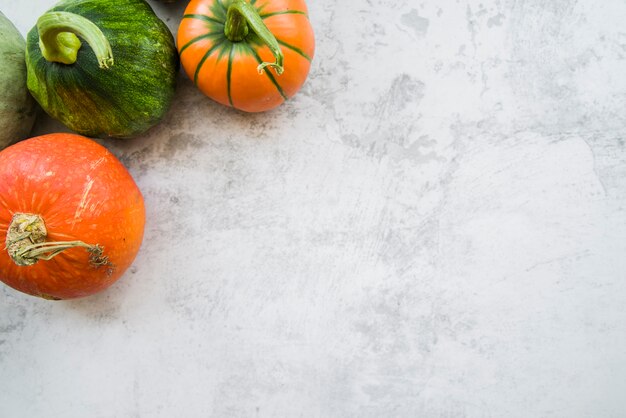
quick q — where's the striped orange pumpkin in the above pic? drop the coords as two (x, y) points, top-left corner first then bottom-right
(177, 0), (315, 112)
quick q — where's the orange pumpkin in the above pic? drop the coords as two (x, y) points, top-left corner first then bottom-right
(178, 0), (315, 112)
(0, 133), (145, 300)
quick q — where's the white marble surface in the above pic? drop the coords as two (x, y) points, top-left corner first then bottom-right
(1, 0), (626, 417)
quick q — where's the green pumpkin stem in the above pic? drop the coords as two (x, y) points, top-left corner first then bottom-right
(223, 0), (284, 75)
(37, 11), (114, 68)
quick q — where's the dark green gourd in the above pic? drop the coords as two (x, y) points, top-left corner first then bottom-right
(25, 0), (179, 138)
(0, 11), (37, 149)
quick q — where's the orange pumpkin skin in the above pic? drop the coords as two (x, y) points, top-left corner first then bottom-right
(0, 134), (145, 299)
(178, 0), (315, 112)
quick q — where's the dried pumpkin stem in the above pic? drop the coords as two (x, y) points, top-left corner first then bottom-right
(37, 11), (114, 68)
(16, 241), (107, 264)
(224, 0), (284, 75)
(5, 213), (113, 272)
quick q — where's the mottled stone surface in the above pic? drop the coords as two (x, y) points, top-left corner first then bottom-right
(1, 1), (626, 417)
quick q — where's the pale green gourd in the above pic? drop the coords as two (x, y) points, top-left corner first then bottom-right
(0, 11), (37, 149)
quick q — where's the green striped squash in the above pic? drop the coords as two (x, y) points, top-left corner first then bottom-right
(26, 0), (179, 138)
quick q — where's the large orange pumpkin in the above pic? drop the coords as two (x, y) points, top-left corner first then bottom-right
(0, 134), (145, 300)
(178, 0), (315, 112)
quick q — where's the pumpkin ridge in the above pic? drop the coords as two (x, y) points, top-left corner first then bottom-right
(244, 43), (287, 100)
(276, 38), (311, 62)
(260, 10), (307, 19)
(72, 60), (131, 118)
(194, 39), (228, 85)
(226, 44), (235, 107)
(179, 31), (224, 55)
(182, 13), (224, 26)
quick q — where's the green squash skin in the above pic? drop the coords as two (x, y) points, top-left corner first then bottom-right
(26, 0), (179, 139)
(0, 12), (37, 149)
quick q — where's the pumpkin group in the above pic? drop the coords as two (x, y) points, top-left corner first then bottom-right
(0, 0), (317, 300)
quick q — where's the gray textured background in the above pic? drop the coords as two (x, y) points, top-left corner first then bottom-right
(1, 0), (626, 417)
